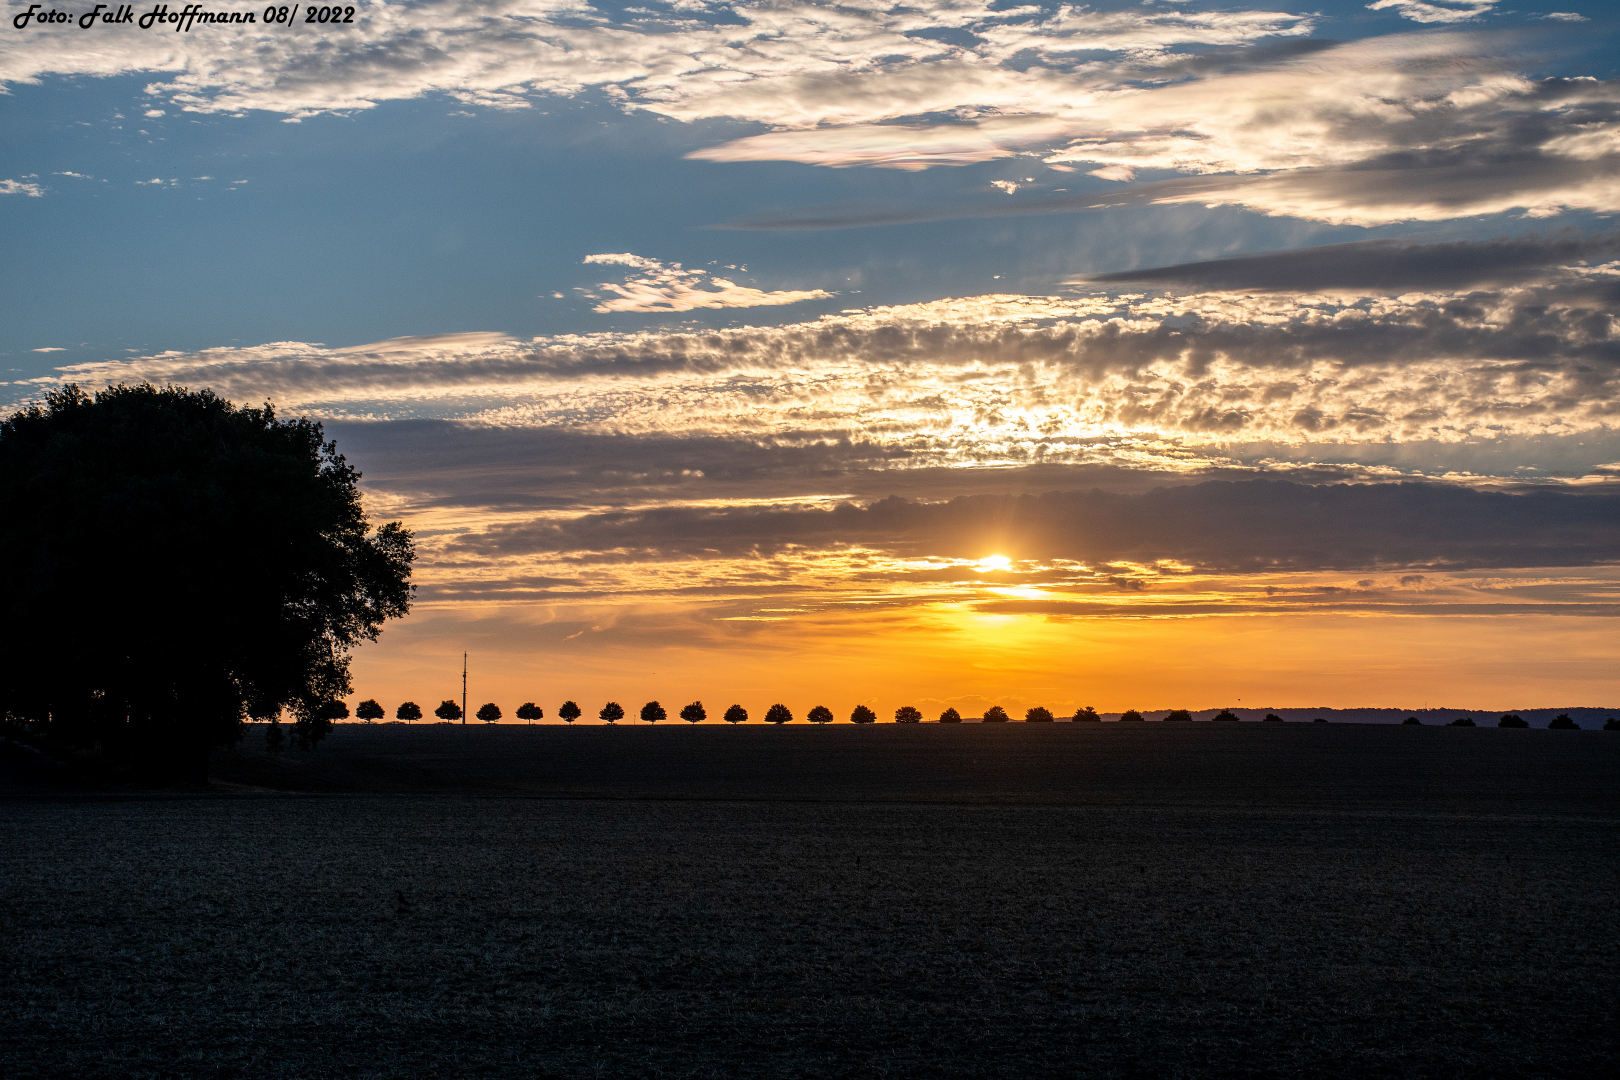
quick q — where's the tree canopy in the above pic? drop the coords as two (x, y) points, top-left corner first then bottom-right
(0, 384), (413, 780)
(1548, 714), (1579, 729)
(981, 706), (1009, 723)
(1120, 709), (1144, 722)
(600, 701), (625, 723)
(765, 703), (793, 724)
(1264, 713), (1284, 722)
(1072, 707), (1100, 722)
(807, 705), (833, 724)
(435, 700), (463, 722)
(724, 704), (747, 724)
(1497, 713), (1528, 728)
(894, 705), (922, 724)
(1449, 716), (1475, 727)
(1164, 709), (1194, 722)
(515, 702), (543, 723)
(680, 701), (706, 724)
(850, 705), (877, 724)
(396, 701), (423, 722)
(476, 702), (502, 723)
(1402, 716), (1421, 725)
(356, 699), (385, 723)
(938, 707), (962, 723)
(641, 701), (666, 723)
(559, 700), (582, 723)
(1213, 709), (1240, 722)
(1024, 707), (1054, 722)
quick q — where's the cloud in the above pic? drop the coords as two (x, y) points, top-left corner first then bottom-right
(450, 479), (1620, 573)
(720, 55), (1620, 227)
(31, 267), (1620, 451)
(1365, 1), (1500, 25)
(580, 253), (833, 313)
(1080, 231), (1620, 292)
(4, 6), (1611, 225)
(1, 179), (44, 197)
(31, 347), (66, 353)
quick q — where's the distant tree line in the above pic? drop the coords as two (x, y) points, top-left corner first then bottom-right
(307, 702), (1620, 734)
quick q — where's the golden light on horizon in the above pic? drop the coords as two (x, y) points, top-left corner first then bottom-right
(975, 555), (1012, 572)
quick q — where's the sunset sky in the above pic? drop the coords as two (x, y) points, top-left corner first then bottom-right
(4, 0), (1617, 719)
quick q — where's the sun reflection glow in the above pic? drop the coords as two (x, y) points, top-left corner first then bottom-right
(976, 555), (1012, 572)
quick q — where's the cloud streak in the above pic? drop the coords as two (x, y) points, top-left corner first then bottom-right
(1080, 231), (1620, 292)
(579, 253), (833, 313)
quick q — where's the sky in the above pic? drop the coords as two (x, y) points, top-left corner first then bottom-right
(3, 0), (1618, 720)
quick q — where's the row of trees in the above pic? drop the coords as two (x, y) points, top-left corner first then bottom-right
(1403, 713), (1597, 729)
(343, 702), (1618, 730)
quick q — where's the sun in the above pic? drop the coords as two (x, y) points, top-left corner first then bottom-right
(975, 554), (1012, 572)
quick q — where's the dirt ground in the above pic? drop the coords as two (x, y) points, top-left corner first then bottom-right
(3, 725), (1617, 1078)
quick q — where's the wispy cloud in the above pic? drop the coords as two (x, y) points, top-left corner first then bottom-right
(1080, 231), (1620, 292)
(1, 179), (44, 197)
(580, 253), (833, 313)
(1366, 1), (1500, 25)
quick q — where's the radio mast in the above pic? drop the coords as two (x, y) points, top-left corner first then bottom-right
(461, 652), (467, 725)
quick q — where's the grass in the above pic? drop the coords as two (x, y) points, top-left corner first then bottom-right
(3, 725), (1617, 1078)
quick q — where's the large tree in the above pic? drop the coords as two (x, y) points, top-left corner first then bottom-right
(680, 701), (706, 724)
(355, 699), (385, 724)
(476, 702), (502, 723)
(641, 701), (666, 724)
(396, 701), (423, 722)
(0, 384), (413, 781)
(894, 705), (923, 724)
(515, 703), (544, 723)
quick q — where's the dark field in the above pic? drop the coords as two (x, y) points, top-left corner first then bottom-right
(4, 725), (1618, 1078)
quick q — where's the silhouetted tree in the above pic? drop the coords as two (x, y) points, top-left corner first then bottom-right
(559, 700), (582, 724)
(765, 703), (793, 724)
(938, 707), (962, 723)
(396, 701), (422, 722)
(516, 702), (543, 723)
(435, 699), (463, 722)
(680, 701), (706, 724)
(1312, 718), (1328, 723)
(895, 705), (923, 724)
(1449, 716), (1475, 727)
(319, 701), (350, 722)
(1213, 709), (1239, 722)
(0, 384), (414, 782)
(1024, 706), (1054, 722)
(1263, 713), (1284, 723)
(1164, 709), (1193, 722)
(1604, 717), (1619, 731)
(724, 704), (748, 724)
(356, 699), (385, 723)
(1072, 707), (1101, 722)
(1119, 709), (1144, 722)
(850, 705), (877, 724)
(1548, 714), (1579, 729)
(641, 701), (666, 723)
(1402, 716), (1421, 725)
(1497, 713), (1528, 728)
(807, 705), (833, 724)
(600, 702), (625, 724)
(477, 702), (501, 723)
(981, 706), (1010, 723)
